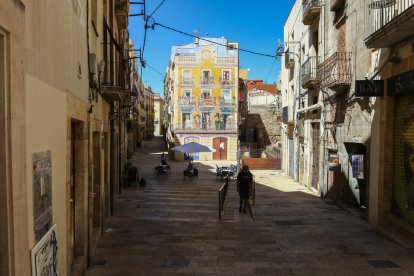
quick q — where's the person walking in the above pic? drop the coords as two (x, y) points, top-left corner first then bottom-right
(237, 164), (253, 213)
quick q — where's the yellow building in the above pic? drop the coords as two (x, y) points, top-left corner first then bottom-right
(166, 38), (239, 161)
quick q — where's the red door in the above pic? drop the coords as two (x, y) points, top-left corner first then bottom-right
(213, 137), (227, 160)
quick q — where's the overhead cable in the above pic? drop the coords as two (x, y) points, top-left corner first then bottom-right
(152, 22), (277, 59)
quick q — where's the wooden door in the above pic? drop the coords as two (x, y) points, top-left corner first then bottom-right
(213, 137), (228, 160)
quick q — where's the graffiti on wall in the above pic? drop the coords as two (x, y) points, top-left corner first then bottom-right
(31, 224), (58, 276)
(394, 95), (414, 224)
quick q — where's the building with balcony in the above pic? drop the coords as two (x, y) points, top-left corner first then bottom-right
(282, 0), (374, 212)
(165, 37), (239, 161)
(363, 0), (414, 243)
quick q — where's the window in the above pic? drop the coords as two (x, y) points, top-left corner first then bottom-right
(202, 70), (210, 79)
(202, 89), (211, 99)
(222, 89), (231, 104)
(182, 69), (191, 83)
(182, 89), (191, 98)
(222, 70), (230, 80)
(227, 43), (237, 50)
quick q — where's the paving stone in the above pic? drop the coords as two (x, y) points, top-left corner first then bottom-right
(86, 136), (414, 275)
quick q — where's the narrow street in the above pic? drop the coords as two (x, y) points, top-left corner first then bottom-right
(86, 137), (414, 276)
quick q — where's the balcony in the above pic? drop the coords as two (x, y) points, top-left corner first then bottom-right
(219, 77), (236, 88)
(317, 52), (352, 89)
(219, 97), (237, 113)
(180, 77), (195, 88)
(285, 51), (295, 69)
(303, 0), (322, 25)
(216, 56), (238, 67)
(199, 96), (217, 112)
(172, 123), (238, 133)
(365, 0), (414, 48)
(101, 84), (124, 102)
(178, 95), (197, 112)
(301, 56), (320, 88)
(115, 0), (129, 29)
(175, 55), (197, 66)
(200, 76), (215, 88)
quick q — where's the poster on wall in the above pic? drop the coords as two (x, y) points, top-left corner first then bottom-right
(31, 224), (58, 276)
(328, 153), (340, 172)
(33, 150), (53, 243)
(351, 155), (364, 179)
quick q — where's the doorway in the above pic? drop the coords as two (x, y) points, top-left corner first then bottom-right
(69, 120), (86, 269)
(213, 137), (228, 160)
(311, 123), (320, 190)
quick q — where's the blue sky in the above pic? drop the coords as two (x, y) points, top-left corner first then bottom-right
(129, 0), (294, 95)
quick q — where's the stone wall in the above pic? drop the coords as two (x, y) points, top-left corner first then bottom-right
(245, 105), (282, 148)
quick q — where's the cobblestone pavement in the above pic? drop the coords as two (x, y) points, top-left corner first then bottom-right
(86, 137), (414, 276)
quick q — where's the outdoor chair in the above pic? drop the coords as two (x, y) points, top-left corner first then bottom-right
(183, 168), (194, 180)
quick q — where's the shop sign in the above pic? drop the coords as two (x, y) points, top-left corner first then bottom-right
(388, 70), (414, 96)
(355, 80), (384, 97)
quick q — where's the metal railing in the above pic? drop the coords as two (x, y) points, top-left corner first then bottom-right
(365, 0), (414, 38)
(219, 77), (236, 87)
(172, 123), (238, 132)
(180, 77), (195, 87)
(200, 76), (215, 86)
(218, 177), (229, 219)
(219, 97), (237, 110)
(301, 56), (320, 87)
(317, 52), (352, 89)
(178, 95), (197, 110)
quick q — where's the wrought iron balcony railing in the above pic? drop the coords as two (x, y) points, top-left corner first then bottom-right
(317, 52), (352, 89)
(172, 123), (238, 132)
(219, 97), (237, 112)
(219, 77), (236, 88)
(200, 76), (215, 87)
(365, 0), (414, 48)
(303, 0), (322, 25)
(301, 56), (320, 88)
(180, 77), (195, 87)
(178, 95), (197, 111)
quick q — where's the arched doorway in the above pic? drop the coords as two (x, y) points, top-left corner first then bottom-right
(213, 137), (228, 160)
(184, 136), (200, 160)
